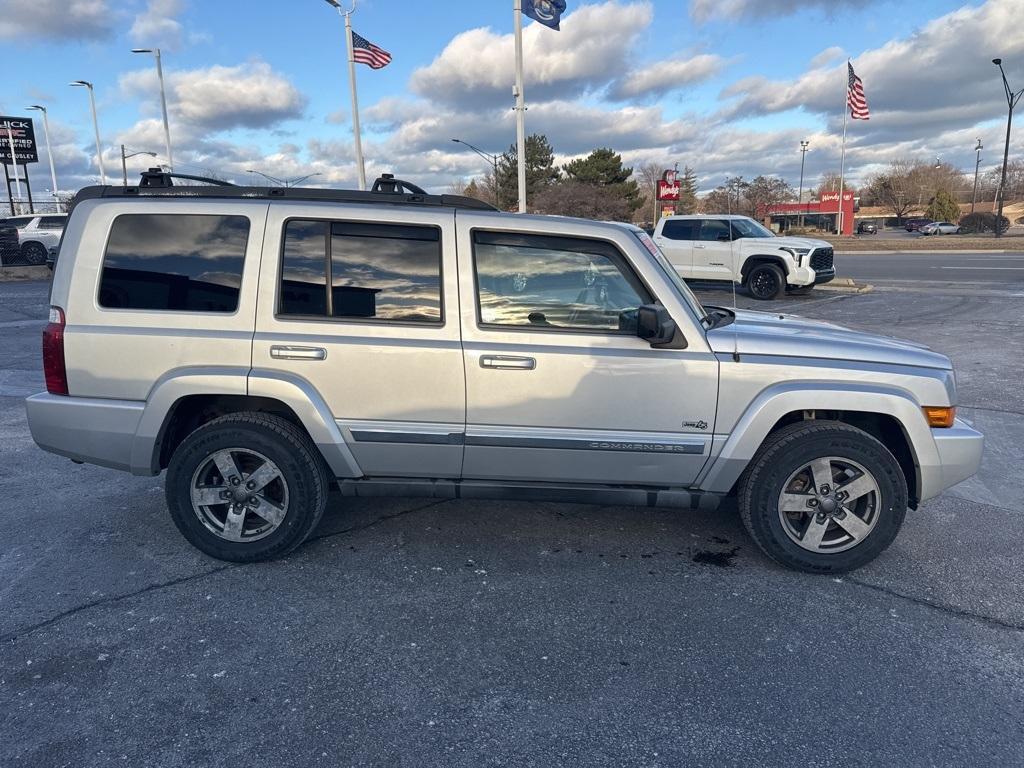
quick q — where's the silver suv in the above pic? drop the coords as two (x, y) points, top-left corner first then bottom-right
(26, 174), (983, 573)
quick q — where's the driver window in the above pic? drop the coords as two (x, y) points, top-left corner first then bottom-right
(473, 231), (651, 332)
(698, 220), (730, 241)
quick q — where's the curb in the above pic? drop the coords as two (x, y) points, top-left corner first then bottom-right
(0, 266), (50, 282)
(816, 278), (873, 294)
(836, 249), (1014, 255)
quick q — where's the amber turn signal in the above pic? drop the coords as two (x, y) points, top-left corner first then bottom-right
(922, 406), (956, 428)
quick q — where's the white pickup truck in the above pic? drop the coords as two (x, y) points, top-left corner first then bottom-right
(653, 214), (835, 300)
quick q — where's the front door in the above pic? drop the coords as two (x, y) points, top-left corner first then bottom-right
(456, 219), (719, 487)
(691, 219), (736, 281)
(253, 203), (465, 478)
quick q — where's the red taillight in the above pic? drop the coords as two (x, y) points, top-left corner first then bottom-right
(43, 306), (68, 396)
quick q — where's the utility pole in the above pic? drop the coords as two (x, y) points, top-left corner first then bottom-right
(992, 59), (1023, 238)
(798, 140), (809, 228)
(971, 138), (983, 215)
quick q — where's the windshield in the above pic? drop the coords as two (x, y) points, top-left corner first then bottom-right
(731, 217), (775, 239)
(631, 229), (707, 323)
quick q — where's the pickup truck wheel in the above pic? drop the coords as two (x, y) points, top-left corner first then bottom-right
(21, 242), (47, 265)
(746, 263), (786, 300)
(737, 421), (908, 573)
(165, 413), (329, 562)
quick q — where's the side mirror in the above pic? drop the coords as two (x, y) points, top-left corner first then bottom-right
(637, 304), (687, 349)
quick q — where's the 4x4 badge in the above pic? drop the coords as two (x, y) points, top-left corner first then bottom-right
(682, 420), (708, 430)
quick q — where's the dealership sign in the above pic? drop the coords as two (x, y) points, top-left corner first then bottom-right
(657, 168), (680, 201)
(0, 116), (39, 165)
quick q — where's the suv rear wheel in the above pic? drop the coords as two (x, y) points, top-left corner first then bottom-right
(737, 421), (908, 573)
(746, 262), (786, 300)
(21, 242), (47, 265)
(165, 413), (329, 562)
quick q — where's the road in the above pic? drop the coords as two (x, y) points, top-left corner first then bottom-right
(1, 272), (1023, 767)
(837, 249), (1024, 284)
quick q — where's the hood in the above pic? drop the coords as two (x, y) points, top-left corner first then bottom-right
(706, 309), (952, 370)
(753, 235), (832, 250)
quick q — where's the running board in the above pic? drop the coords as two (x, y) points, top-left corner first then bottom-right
(334, 478), (721, 511)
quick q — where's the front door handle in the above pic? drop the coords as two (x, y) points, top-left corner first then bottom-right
(694, 244), (706, 249)
(270, 345), (327, 361)
(480, 355), (536, 370)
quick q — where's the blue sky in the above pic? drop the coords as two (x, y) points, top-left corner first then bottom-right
(1, 0), (1020, 195)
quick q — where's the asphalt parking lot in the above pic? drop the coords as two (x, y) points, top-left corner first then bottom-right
(2, 265), (1023, 767)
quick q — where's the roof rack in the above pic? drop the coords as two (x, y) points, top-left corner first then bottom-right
(71, 170), (497, 212)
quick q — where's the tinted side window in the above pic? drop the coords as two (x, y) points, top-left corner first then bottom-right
(661, 219), (698, 240)
(698, 220), (730, 242)
(473, 231), (650, 332)
(279, 220), (443, 324)
(39, 216), (66, 229)
(99, 214), (249, 312)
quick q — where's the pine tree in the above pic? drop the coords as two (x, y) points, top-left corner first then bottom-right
(561, 148), (643, 215)
(677, 166), (698, 214)
(494, 134), (559, 211)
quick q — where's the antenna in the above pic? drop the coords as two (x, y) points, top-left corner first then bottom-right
(727, 179), (740, 363)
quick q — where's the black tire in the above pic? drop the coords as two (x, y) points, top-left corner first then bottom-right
(737, 421), (908, 573)
(786, 285), (814, 296)
(21, 242), (47, 265)
(746, 262), (786, 300)
(165, 413), (330, 562)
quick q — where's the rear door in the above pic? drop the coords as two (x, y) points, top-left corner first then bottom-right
(654, 218), (696, 276)
(253, 202), (465, 479)
(692, 219), (736, 281)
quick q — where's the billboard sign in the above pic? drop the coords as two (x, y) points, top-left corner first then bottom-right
(657, 169), (680, 201)
(0, 116), (39, 165)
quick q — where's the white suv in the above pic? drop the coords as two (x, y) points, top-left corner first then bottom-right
(3, 213), (67, 265)
(653, 214), (835, 300)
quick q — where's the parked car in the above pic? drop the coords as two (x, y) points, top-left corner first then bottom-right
(26, 172), (983, 574)
(920, 222), (961, 235)
(856, 221), (878, 235)
(652, 214), (835, 300)
(0, 220), (19, 266)
(2, 213), (67, 265)
(904, 218), (933, 232)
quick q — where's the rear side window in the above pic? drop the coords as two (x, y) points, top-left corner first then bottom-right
(38, 216), (66, 229)
(279, 219), (442, 324)
(660, 219), (698, 240)
(99, 214), (249, 312)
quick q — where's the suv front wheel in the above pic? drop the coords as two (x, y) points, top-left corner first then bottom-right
(746, 262), (786, 300)
(165, 413), (330, 562)
(737, 421), (908, 573)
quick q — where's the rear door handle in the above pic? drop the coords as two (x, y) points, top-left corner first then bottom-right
(270, 345), (327, 361)
(480, 355), (536, 370)
(694, 244), (706, 249)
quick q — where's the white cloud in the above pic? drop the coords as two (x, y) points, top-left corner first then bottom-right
(690, 0), (866, 23)
(130, 0), (185, 50)
(608, 54), (726, 100)
(809, 46), (845, 69)
(120, 61), (308, 132)
(410, 1), (653, 108)
(0, 0), (112, 41)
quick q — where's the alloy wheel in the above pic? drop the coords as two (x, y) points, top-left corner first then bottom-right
(189, 448), (290, 542)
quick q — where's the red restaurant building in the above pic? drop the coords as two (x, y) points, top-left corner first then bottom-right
(764, 191), (857, 235)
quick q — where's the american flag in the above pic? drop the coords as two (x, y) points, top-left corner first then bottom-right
(351, 31), (392, 69)
(847, 62), (870, 120)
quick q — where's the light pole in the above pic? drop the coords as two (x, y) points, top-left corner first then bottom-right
(798, 139), (809, 227)
(451, 138), (499, 199)
(70, 80), (107, 184)
(132, 48), (174, 171)
(993, 59), (1023, 238)
(971, 138), (983, 214)
(121, 146), (157, 186)
(26, 106), (59, 201)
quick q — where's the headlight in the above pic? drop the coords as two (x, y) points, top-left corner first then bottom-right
(780, 247), (811, 263)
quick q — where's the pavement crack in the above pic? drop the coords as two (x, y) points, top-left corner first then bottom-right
(310, 498), (451, 544)
(0, 565), (235, 645)
(846, 576), (1024, 632)
(960, 404), (1024, 417)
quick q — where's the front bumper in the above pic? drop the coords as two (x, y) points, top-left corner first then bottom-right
(787, 264), (835, 286)
(919, 418), (984, 502)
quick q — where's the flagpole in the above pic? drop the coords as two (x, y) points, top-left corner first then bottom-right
(837, 61), (849, 236)
(513, 0), (527, 213)
(344, 5), (367, 190)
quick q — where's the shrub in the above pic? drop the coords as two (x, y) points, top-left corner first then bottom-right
(958, 212), (1010, 234)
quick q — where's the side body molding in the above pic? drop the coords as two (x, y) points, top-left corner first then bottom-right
(697, 381), (935, 496)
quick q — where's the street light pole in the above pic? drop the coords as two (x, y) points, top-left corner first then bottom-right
(121, 146), (157, 186)
(993, 59), (1024, 238)
(971, 138), (983, 215)
(451, 138), (499, 200)
(27, 106), (59, 201)
(798, 139), (809, 228)
(70, 81), (107, 184)
(132, 48), (174, 171)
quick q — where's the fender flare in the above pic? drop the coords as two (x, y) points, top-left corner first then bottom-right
(741, 253), (791, 281)
(697, 381), (936, 495)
